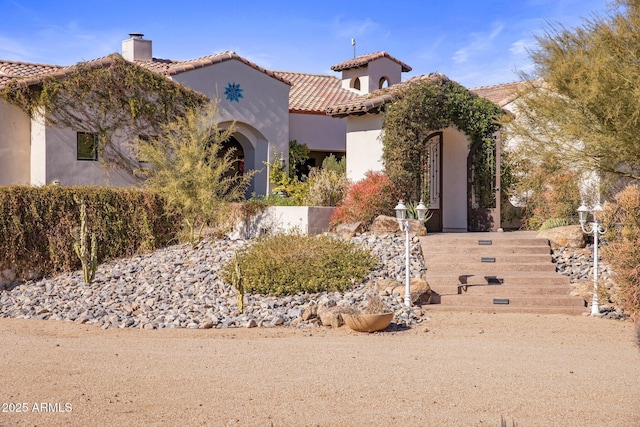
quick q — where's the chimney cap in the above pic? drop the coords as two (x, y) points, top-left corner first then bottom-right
(128, 33), (144, 39)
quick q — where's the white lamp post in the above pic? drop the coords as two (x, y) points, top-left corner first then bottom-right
(577, 203), (606, 316)
(395, 200), (428, 307)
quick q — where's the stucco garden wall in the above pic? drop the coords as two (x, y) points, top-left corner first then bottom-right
(0, 99), (31, 185)
(229, 206), (336, 240)
(345, 114), (384, 182)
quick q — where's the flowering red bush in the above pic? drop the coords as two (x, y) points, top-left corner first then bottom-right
(330, 171), (400, 229)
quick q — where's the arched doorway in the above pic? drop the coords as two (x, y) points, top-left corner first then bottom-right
(220, 136), (245, 177)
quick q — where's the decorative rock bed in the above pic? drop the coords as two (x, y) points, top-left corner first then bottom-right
(0, 232), (427, 329)
(1, 231), (629, 328)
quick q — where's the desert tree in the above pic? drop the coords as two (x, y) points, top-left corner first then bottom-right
(136, 102), (255, 245)
(505, 0), (640, 185)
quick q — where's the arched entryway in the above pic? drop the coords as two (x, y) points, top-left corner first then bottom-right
(220, 136), (245, 177)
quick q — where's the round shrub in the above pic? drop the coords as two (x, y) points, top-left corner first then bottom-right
(330, 171), (400, 230)
(221, 233), (377, 296)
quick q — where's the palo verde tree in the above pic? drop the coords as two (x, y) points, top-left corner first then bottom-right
(1, 54), (207, 177)
(506, 0), (640, 184)
(135, 102), (256, 245)
(382, 74), (505, 205)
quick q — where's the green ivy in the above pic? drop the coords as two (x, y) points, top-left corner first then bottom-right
(1, 54), (207, 177)
(382, 75), (506, 207)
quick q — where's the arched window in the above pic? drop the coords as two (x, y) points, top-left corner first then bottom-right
(350, 77), (361, 91)
(379, 76), (390, 89)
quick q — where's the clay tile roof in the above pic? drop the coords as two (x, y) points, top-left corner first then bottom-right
(330, 51), (412, 73)
(1, 56), (118, 89)
(0, 60), (62, 89)
(136, 51), (291, 86)
(470, 81), (534, 107)
(326, 73), (447, 117)
(272, 71), (361, 114)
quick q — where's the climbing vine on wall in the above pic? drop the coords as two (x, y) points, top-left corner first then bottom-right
(381, 75), (506, 207)
(1, 54), (207, 178)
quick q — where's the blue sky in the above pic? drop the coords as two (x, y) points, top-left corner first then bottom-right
(1, 0), (609, 88)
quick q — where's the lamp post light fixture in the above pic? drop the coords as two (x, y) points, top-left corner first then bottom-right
(395, 200), (428, 307)
(577, 203), (606, 316)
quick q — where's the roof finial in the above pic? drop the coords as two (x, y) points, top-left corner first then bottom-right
(351, 38), (356, 58)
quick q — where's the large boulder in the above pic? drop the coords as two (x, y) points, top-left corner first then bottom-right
(374, 278), (432, 305)
(537, 225), (586, 249)
(317, 306), (344, 328)
(370, 215), (426, 236)
(334, 222), (364, 239)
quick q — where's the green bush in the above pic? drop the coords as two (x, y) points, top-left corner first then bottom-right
(538, 217), (570, 231)
(0, 185), (178, 279)
(304, 167), (349, 207)
(221, 233), (377, 296)
(321, 154), (346, 175)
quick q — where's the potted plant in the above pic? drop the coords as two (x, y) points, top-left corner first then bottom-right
(342, 287), (394, 332)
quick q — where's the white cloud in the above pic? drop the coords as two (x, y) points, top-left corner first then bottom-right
(332, 16), (379, 39)
(510, 38), (535, 56)
(0, 35), (32, 62)
(452, 22), (505, 64)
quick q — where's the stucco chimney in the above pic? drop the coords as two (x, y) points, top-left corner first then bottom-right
(122, 33), (152, 62)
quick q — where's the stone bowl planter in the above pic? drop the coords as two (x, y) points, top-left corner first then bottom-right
(342, 312), (394, 332)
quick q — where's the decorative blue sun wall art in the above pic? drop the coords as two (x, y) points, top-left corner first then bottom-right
(224, 82), (244, 102)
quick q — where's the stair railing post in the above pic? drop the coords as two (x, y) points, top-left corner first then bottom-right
(577, 203), (606, 316)
(404, 218), (411, 307)
(395, 200), (428, 308)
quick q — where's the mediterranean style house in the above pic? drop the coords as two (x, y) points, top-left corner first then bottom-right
(0, 34), (522, 231)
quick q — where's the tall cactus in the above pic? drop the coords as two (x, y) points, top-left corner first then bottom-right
(229, 251), (244, 313)
(73, 200), (98, 283)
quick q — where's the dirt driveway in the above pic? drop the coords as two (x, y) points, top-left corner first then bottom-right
(1, 311), (639, 426)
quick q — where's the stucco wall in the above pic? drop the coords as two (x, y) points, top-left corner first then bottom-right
(338, 57), (403, 94)
(345, 114), (384, 182)
(171, 60), (290, 195)
(289, 112), (346, 153)
(364, 57), (403, 92)
(30, 113), (46, 185)
(0, 99), (30, 185)
(441, 128), (470, 232)
(41, 126), (136, 187)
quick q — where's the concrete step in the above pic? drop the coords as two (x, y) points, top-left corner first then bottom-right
(423, 272), (570, 286)
(422, 245), (551, 255)
(436, 294), (585, 308)
(423, 235), (547, 247)
(432, 283), (574, 297)
(419, 232), (587, 315)
(426, 262), (557, 273)
(425, 253), (552, 263)
(422, 304), (587, 315)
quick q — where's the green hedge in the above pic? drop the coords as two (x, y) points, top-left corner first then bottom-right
(0, 185), (179, 279)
